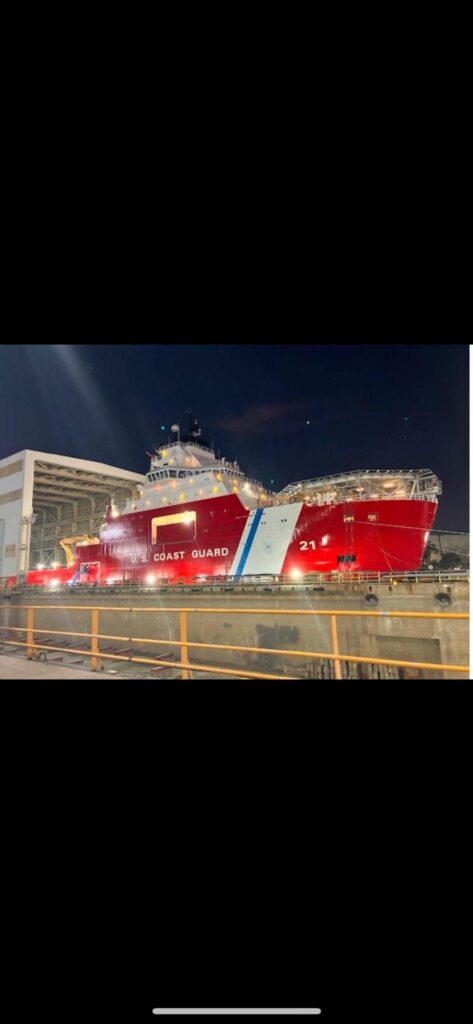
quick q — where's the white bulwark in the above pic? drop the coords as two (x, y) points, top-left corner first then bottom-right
(0, 450), (144, 581)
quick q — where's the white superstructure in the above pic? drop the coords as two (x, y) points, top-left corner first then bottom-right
(274, 469), (442, 506)
(125, 441), (270, 513)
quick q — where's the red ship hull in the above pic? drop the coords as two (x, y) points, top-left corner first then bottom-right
(24, 493), (438, 587)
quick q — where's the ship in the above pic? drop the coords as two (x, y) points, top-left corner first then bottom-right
(24, 413), (441, 587)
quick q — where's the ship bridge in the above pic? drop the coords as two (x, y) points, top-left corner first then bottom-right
(274, 469), (442, 507)
(136, 440), (271, 510)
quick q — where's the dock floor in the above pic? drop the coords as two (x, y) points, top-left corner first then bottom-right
(0, 653), (253, 681)
(0, 654), (102, 679)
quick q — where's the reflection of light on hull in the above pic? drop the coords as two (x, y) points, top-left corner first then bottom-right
(24, 493), (438, 588)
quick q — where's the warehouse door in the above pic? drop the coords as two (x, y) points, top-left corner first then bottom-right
(377, 635), (443, 679)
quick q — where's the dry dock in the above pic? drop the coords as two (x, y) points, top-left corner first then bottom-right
(1, 575), (469, 679)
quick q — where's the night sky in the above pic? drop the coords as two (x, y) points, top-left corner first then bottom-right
(0, 343), (469, 531)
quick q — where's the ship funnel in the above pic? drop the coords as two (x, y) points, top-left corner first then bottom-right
(171, 423), (180, 441)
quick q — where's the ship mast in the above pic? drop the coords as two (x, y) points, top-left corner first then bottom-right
(175, 411), (213, 450)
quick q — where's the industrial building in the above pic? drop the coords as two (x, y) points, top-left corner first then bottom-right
(0, 450), (143, 582)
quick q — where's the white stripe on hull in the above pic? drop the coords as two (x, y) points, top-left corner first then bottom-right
(235, 503), (303, 575)
(229, 510), (259, 575)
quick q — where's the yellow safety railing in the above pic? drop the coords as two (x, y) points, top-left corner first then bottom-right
(0, 604), (469, 679)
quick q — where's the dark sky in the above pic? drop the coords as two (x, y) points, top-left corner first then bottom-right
(0, 343), (469, 531)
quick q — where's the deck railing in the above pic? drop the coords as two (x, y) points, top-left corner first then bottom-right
(1, 569), (469, 592)
(0, 604), (469, 680)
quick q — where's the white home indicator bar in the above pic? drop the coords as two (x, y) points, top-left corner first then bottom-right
(152, 1012), (322, 1016)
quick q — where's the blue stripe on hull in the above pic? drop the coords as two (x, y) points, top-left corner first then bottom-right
(234, 508), (263, 576)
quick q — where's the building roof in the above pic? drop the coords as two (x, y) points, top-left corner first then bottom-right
(0, 448), (144, 512)
(26, 450), (143, 507)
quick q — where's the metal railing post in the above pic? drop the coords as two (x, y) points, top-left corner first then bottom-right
(26, 607), (34, 659)
(180, 610), (190, 679)
(91, 608), (100, 671)
(330, 614), (342, 679)
(0, 601), (468, 679)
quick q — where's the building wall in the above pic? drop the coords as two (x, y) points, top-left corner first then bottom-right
(0, 453), (26, 578)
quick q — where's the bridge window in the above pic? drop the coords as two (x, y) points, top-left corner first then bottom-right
(344, 514), (354, 523)
(337, 554), (356, 563)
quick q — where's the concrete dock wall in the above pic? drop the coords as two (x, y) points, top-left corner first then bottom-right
(1, 580), (469, 679)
